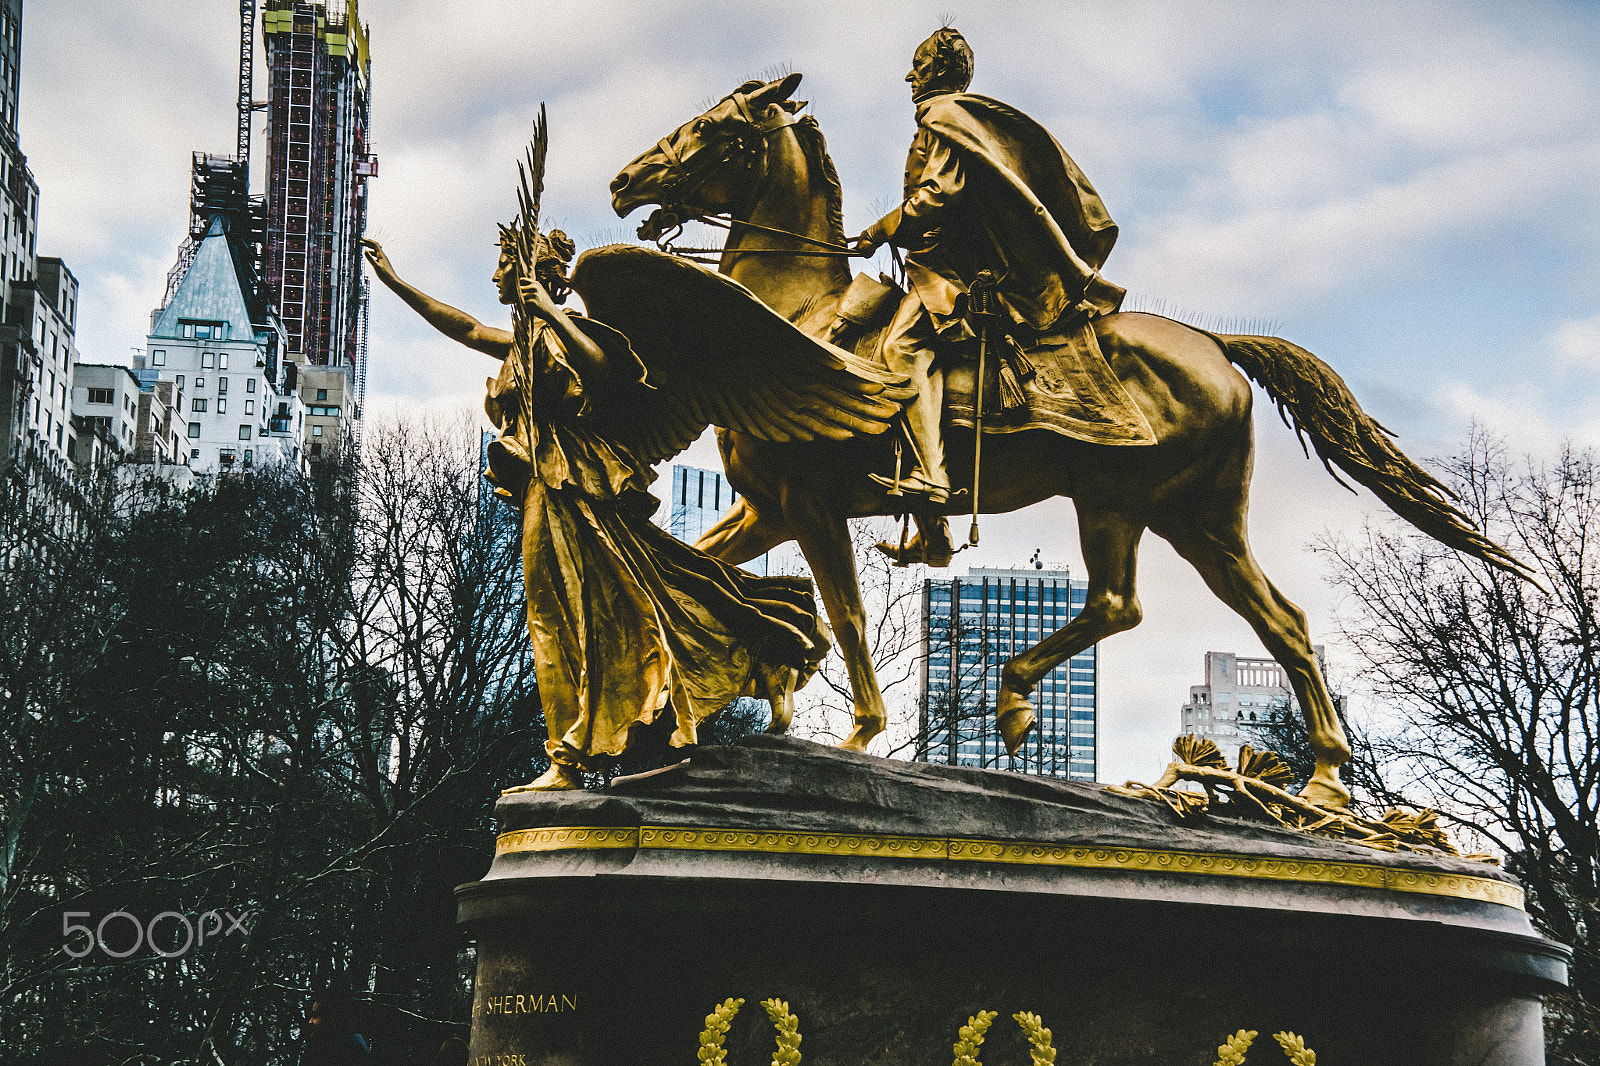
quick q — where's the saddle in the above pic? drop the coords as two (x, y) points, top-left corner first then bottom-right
(826, 273), (1155, 448)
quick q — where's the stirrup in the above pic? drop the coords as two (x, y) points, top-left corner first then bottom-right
(868, 472), (953, 506)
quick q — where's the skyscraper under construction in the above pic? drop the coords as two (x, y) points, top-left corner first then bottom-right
(262, 0), (375, 455)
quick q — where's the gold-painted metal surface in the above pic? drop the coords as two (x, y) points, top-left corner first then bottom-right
(1214, 1030), (1257, 1066)
(697, 997), (743, 1066)
(494, 826), (640, 854)
(690, 1003), (1311, 1065)
(1109, 737), (1477, 859)
(1013, 1010), (1057, 1066)
(951, 1010), (997, 1066)
(763, 999), (803, 1066)
(1274, 1031), (1317, 1065)
(946, 838), (1524, 908)
(493, 823), (1523, 909)
(368, 112), (900, 785)
(611, 57), (1533, 801)
(639, 827), (949, 859)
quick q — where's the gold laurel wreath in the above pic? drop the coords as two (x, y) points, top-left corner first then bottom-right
(694, 999), (1316, 1064)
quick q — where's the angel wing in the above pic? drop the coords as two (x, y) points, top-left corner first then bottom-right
(568, 244), (915, 465)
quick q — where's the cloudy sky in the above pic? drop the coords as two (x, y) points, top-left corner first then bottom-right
(21, 0), (1600, 783)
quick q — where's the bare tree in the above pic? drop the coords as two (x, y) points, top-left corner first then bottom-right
(1, 414), (549, 1065)
(789, 517), (931, 754)
(1319, 431), (1600, 1061)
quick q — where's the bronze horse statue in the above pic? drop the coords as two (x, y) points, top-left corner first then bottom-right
(606, 73), (1526, 808)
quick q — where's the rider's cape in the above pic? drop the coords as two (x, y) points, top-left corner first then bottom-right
(906, 93), (1127, 331)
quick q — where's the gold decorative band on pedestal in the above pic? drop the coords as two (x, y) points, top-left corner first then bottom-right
(494, 825), (1524, 910)
(641, 827), (950, 859)
(495, 826), (640, 852)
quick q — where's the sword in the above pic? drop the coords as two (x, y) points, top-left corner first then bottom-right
(968, 269), (998, 546)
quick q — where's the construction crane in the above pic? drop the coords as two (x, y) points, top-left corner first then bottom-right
(238, 0), (254, 167)
(159, 1), (268, 315)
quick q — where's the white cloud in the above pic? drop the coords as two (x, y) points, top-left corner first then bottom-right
(1552, 314), (1600, 373)
(1436, 379), (1600, 455)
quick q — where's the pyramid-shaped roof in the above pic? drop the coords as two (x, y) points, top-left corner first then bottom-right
(150, 216), (257, 342)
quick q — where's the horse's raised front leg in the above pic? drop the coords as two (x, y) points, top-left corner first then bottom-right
(1153, 514), (1353, 809)
(693, 497), (793, 565)
(998, 507), (1147, 754)
(783, 490), (886, 752)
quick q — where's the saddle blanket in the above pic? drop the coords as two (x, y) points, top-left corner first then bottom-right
(942, 320), (1155, 446)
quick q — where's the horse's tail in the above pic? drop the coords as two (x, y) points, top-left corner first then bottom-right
(1218, 333), (1535, 582)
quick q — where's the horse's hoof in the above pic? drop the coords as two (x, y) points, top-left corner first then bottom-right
(764, 670), (797, 734)
(996, 689), (1036, 755)
(1300, 774), (1351, 810)
(765, 702), (793, 735)
(837, 731), (870, 753)
(838, 717), (885, 753)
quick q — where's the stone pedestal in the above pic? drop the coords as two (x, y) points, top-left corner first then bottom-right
(456, 736), (1568, 1066)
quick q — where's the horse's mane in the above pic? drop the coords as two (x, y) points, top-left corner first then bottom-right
(792, 115), (846, 244)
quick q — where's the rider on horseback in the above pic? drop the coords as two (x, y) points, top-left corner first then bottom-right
(851, 27), (1128, 566)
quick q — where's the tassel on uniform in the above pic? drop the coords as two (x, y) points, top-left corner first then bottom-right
(1006, 335), (1037, 378)
(998, 358), (1028, 410)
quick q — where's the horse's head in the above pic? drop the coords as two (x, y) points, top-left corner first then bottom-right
(610, 72), (805, 240)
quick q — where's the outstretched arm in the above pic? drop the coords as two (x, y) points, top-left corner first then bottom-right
(363, 238), (512, 359)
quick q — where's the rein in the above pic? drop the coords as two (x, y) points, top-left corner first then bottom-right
(656, 212), (857, 259)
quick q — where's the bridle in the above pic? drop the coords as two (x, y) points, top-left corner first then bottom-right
(638, 91), (857, 263)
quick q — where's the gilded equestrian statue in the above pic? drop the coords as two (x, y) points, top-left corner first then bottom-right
(597, 73), (1527, 809)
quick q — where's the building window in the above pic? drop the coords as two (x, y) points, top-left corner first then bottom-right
(192, 398), (207, 412)
(245, 378), (256, 393)
(245, 399), (254, 415)
(182, 323), (194, 339)
(312, 424), (323, 437)
(87, 388), (112, 404)
(217, 399), (227, 414)
(152, 349), (166, 366)
(239, 425), (251, 440)
(195, 377), (205, 389)
(310, 442), (323, 457)
(202, 352), (215, 369)
(187, 424), (200, 438)
(218, 377), (228, 393)
(316, 388), (327, 400)
(219, 352), (229, 369)
(243, 448), (253, 467)
(176, 375), (185, 389)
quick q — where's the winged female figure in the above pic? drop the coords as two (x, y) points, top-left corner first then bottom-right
(361, 221), (911, 791)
